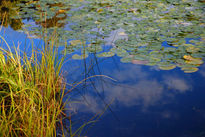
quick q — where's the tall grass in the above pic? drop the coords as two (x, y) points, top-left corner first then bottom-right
(0, 35), (66, 137)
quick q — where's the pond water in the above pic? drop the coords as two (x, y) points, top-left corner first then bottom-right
(1, 0), (205, 137)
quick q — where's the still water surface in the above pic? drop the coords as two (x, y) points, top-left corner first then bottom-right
(0, 0), (205, 137)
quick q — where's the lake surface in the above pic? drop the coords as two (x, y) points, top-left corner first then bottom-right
(1, 0), (205, 137)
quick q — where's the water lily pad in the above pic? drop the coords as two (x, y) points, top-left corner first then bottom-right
(146, 62), (157, 66)
(186, 46), (200, 53)
(134, 55), (149, 61)
(86, 45), (102, 53)
(181, 67), (199, 73)
(149, 51), (163, 58)
(158, 65), (176, 70)
(70, 40), (84, 46)
(111, 48), (129, 57)
(183, 55), (203, 64)
(97, 52), (115, 57)
(120, 55), (133, 63)
(132, 59), (149, 65)
(191, 53), (205, 58)
(7, 0), (205, 74)
(149, 56), (161, 62)
(185, 59), (203, 65)
(72, 53), (88, 59)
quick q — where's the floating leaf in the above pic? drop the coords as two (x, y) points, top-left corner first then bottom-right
(146, 62), (157, 66)
(186, 46), (200, 53)
(132, 59), (149, 65)
(134, 55), (149, 61)
(70, 40), (84, 46)
(111, 48), (129, 57)
(86, 45), (102, 53)
(183, 55), (203, 64)
(158, 65), (176, 70)
(181, 67), (199, 73)
(120, 55), (133, 63)
(72, 53), (88, 59)
(149, 57), (161, 62)
(185, 59), (203, 65)
(183, 55), (195, 60)
(191, 53), (205, 58)
(4, 0), (205, 74)
(97, 52), (115, 57)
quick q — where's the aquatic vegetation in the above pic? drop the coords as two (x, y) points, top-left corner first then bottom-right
(0, 35), (66, 136)
(0, 0), (23, 30)
(0, 34), (103, 136)
(0, 0), (204, 136)
(11, 0), (204, 73)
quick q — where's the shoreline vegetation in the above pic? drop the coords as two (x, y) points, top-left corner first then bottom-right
(0, 33), (102, 137)
(0, 0), (101, 135)
(1, 0), (204, 136)
(0, 35), (67, 136)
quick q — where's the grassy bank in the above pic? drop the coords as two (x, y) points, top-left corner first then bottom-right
(0, 35), (66, 137)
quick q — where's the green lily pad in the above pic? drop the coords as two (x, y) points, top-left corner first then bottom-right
(132, 59), (149, 65)
(70, 40), (84, 46)
(97, 52), (115, 57)
(146, 62), (157, 66)
(72, 53), (88, 59)
(158, 65), (176, 70)
(186, 46), (200, 53)
(149, 56), (161, 62)
(181, 67), (199, 73)
(111, 48), (129, 57)
(86, 45), (102, 53)
(120, 55), (133, 63)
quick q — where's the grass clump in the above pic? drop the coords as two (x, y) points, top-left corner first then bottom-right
(0, 35), (66, 137)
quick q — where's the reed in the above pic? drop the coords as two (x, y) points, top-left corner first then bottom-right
(0, 35), (66, 137)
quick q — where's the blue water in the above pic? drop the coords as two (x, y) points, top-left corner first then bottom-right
(1, 27), (205, 137)
(63, 52), (205, 137)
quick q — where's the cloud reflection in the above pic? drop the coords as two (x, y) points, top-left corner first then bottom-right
(104, 65), (148, 82)
(161, 111), (179, 119)
(163, 76), (192, 93)
(104, 80), (163, 107)
(104, 28), (128, 46)
(71, 94), (104, 113)
(199, 64), (205, 77)
(70, 63), (192, 114)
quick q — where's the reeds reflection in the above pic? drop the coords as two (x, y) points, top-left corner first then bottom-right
(65, 55), (193, 113)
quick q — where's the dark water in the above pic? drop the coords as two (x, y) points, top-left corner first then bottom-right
(1, 0), (205, 137)
(63, 51), (205, 137)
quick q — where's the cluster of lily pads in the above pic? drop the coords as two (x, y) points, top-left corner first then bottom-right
(66, 0), (205, 73)
(10, 0), (205, 72)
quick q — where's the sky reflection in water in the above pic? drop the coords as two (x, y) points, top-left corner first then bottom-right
(1, 17), (205, 137)
(63, 51), (205, 137)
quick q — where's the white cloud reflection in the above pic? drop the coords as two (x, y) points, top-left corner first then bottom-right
(104, 80), (163, 107)
(163, 76), (192, 93)
(104, 28), (128, 46)
(105, 65), (148, 82)
(70, 64), (192, 113)
(199, 64), (205, 77)
(161, 110), (179, 119)
(71, 94), (103, 113)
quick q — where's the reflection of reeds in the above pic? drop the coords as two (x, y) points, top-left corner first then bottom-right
(0, 35), (66, 136)
(0, 0), (23, 30)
